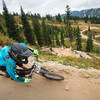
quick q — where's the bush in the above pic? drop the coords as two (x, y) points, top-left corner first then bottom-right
(0, 32), (16, 46)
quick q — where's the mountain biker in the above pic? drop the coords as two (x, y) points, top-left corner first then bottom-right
(0, 43), (38, 83)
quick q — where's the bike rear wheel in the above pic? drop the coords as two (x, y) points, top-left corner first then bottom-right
(40, 68), (64, 81)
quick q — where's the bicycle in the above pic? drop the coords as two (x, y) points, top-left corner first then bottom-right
(27, 63), (64, 81)
(17, 55), (64, 81)
(0, 55), (64, 81)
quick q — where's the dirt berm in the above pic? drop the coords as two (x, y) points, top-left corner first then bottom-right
(0, 61), (100, 100)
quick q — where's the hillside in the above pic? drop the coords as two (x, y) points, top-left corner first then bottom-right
(61, 8), (100, 18)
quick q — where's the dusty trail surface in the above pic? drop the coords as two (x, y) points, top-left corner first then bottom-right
(0, 61), (100, 100)
(81, 27), (100, 46)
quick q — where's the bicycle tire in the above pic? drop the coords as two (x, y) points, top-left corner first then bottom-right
(40, 68), (64, 81)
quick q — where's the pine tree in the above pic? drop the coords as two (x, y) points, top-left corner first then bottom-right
(41, 18), (49, 45)
(86, 34), (93, 52)
(46, 25), (52, 46)
(32, 16), (43, 47)
(69, 27), (73, 48)
(50, 26), (55, 46)
(56, 13), (62, 23)
(2, 0), (10, 35)
(88, 25), (91, 32)
(3, 0), (21, 41)
(60, 28), (64, 46)
(56, 34), (60, 46)
(0, 22), (5, 34)
(84, 15), (88, 23)
(65, 5), (71, 29)
(76, 26), (82, 51)
(65, 5), (73, 48)
(9, 14), (21, 42)
(21, 7), (35, 44)
(46, 14), (52, 20)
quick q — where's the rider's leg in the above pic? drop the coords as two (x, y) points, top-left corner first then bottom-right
(16, 67), (33, 77)
(0, 66), (6, 72)
(0, 66), (10, 78)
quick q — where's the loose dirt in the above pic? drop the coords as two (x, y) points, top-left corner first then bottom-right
(0, 61), (100, 100)
(42, 47), (91, 59)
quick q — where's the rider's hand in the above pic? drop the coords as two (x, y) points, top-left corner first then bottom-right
(34, 49), (39, 55)
(24, 78), (31, 83)
(23, 65), (27, 70)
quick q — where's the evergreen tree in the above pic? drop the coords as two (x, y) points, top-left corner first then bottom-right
(46, 25), (52, 46)
(65, 5), (73, 48)
(37, 13), (41, 19)
(64, 17), (66, 24)
(86, 34), (93, 52)
(41, 18), (49, 45)
(46, 14), (52, 20)
(75, 26), (82, 51)
(56, 34), (60, 46)
(60, 28), (64, 46)
(0, 22), (5, 34)
(88, 25), (91, 32)
(65, 5), (71, 29)
(84, 15), (88, 23)
(32, 16), (43, 47)
(69, 27), (73, 48)
(2, 0), (10, 35)
(50, 26), (55, 46)
(90, 17), (100, 24)
(21, 7), (35, 44)
(3, 0), (21, 41)
(9, 14), (21, 41)
(56, 13), (62, 23)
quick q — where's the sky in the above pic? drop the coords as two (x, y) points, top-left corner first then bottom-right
(0, 0), (100, 16)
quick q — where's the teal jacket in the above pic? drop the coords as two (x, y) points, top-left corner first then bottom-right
(0, 46), (25, 83)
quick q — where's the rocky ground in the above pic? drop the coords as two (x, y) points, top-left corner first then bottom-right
(41, 47), (92, 59)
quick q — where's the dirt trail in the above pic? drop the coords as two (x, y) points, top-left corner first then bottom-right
(42, 47), (91, 59)
(0, 61), (100, 100)
(95, 35), (100, 38)
(81, 27), (100, 46)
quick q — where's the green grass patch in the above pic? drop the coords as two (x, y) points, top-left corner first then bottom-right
(0, 32), (16, 46)
(95, 37), (100, 43)
(91, 24), (100, 28)
(83, 29), (100, 36)
(39, 51), (100, 69)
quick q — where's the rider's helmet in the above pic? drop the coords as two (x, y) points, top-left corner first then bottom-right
(8, 43), (33, 66)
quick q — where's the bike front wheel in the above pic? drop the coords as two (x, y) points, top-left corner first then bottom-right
(40, 68), (64, 81)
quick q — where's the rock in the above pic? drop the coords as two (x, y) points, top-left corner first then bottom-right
(84, 75), (90, 78)
(79, 71), (90, 79)
(65, 86), (70, 91)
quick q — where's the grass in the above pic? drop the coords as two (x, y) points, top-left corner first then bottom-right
(39, 51), (100, 69)
(95, 37), (100, 43)
(83, 29), (100, 36)
(91, 24), (100, 28)
(92, 45), (100, 56)
(61, 56), (100, 69)
(0, 32), (16, 46)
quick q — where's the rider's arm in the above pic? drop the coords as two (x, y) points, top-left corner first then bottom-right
(28, 47), (39, 56)
(6, 64), (31, 83)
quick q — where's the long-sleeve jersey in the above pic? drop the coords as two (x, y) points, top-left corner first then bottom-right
(0, 46), (25, 83)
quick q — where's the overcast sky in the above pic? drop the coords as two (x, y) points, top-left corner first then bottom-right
(0, 0), (100, 16)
